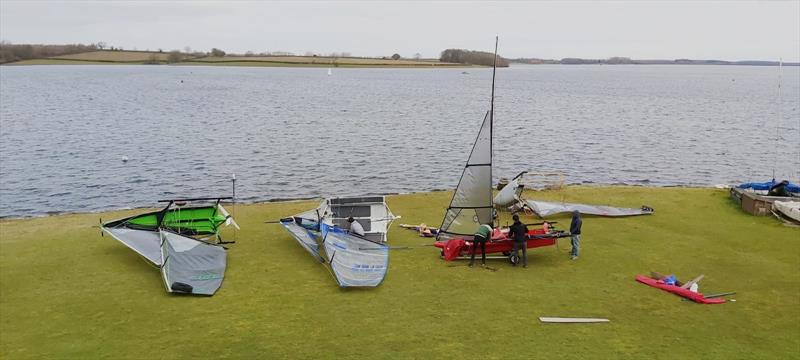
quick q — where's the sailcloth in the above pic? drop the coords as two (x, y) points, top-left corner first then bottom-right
(439, 111), (494, 240)
(160, 230), (227, 295)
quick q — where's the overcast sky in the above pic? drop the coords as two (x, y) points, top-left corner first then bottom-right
(1, 1), (799, 61)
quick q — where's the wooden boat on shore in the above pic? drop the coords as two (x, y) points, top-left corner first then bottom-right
(730, 186), (798, 217)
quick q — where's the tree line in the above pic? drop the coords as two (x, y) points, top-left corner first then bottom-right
(439, 49), (509, 67)
(0, 42), (109, 64)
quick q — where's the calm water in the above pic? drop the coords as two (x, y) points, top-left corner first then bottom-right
(1, 64), (798, 217)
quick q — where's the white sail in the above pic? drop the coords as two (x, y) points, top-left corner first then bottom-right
(438, 110), (494, 239)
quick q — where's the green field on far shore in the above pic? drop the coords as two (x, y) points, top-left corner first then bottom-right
(1, 186), (798, 359)
(5, 50), (471, 68)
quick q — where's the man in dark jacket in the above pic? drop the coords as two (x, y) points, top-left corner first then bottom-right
(569, 210), (582, 260)
(507, 214), (529, 267)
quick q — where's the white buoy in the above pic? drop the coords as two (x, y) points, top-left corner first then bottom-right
(327, 68), (332, 76)
(121, 156), (129, 162)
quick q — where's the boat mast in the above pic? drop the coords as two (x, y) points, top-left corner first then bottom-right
(490, 36), (498, 226)
(773, 58), (783, 182)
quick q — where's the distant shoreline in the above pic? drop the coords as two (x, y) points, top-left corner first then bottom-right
(2, 50), (479, 68)
(4, 49), (796, 68)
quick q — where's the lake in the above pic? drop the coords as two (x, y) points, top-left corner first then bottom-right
(1, 64), (798, 217)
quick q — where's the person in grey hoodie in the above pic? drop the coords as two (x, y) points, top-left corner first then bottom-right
(569, 210), (582, 260)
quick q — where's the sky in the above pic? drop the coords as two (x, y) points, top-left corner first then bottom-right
(1, 0), (799, 61)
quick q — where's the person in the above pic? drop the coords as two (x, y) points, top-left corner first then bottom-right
(469, 223), (493, 267)
(507, 214), (529, 267)
(347, 217), (365, 237)
(418, 223), (434, 237)
(569, 210), (582, 260)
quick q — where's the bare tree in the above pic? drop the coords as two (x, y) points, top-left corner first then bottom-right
(391, 53), (401, 60)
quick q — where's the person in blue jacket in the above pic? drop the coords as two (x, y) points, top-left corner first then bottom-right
(569, 210), (582, 260)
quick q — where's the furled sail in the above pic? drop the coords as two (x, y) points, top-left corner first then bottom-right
(438, 110), (494, 240)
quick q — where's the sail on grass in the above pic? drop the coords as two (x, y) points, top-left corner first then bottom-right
(160, 230), (227, 295)
(101, 199), (237, 295)
(322, 224), (389, 287)
(278, 196), (396, 287)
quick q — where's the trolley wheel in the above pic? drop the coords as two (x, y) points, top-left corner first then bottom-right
(509, 254), (519, 265)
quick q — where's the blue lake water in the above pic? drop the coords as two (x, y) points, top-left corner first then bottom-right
(1, 64), (798, 217)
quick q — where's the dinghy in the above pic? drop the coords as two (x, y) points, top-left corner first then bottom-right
(433, 37), (565, 262)
(101, 197), (237, 295)
(279, 196), (398, 287)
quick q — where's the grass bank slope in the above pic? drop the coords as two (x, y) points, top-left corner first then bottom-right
(1, 187), (797, 359)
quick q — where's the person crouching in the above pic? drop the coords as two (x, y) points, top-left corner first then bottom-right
(470, 223), (493, 267)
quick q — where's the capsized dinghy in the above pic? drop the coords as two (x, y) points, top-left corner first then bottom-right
(101, 197), (238, 295)
(279, 196), (398, 287)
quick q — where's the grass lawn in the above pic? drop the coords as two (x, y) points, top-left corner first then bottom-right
(0, 186), (797, 358)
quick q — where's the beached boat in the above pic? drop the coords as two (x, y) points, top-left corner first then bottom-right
(279, 196), (398, 287)
(772, 200), (800, 224)
(730, 180), (800, 217)
(433, 38), (566, 262)
(101, 197), (238, 295)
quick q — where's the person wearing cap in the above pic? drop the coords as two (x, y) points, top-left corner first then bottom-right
(347, 217), (365, 237)
(507, 214), (529, 267)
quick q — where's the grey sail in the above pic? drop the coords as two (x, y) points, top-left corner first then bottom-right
(102, 227), (163, 266)
(438, 110), (494, 240)
(322, 226), (389, 287)
(160, 230), (227, 295)
(278, 196), (397, 287)
(525, 200), (654, 217)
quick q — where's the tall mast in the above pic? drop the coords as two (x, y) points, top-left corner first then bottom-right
(490, 36), (498, 226)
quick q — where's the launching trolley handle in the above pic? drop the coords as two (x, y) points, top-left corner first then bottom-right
(157, 197), (233, 203)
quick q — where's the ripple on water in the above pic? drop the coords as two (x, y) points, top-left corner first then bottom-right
(0, 65), (798, 217)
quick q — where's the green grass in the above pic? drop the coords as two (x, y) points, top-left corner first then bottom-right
(1, 187), (798, 359)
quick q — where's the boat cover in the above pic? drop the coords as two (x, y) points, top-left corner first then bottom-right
(635, 275), (725, 304)
(322, 223), (389, 287)
(736, 180), (800, 194)
(525, 200), (654, 217)
(160, 230), (227, 295)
